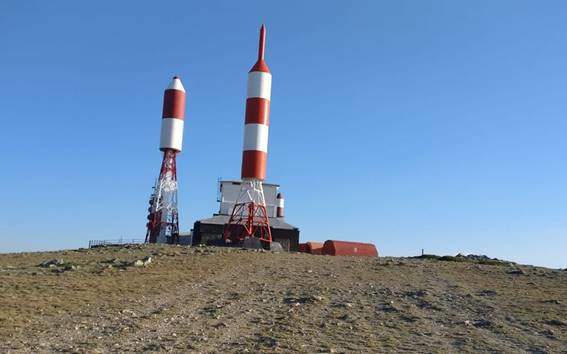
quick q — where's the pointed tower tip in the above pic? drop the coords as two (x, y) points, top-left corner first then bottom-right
(249, 24), (270, 72)
(167, 76), (185, 93)
(258, 24), (266, 61)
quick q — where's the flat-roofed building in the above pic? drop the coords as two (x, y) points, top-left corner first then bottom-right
(192, 180), (299, 251)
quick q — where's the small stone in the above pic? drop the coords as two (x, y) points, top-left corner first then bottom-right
(122, 309), (136, 316)
(39, 259), (65, 268)
(546, 319), (567, 327)
(508, 268), (526, 275)
(473, 319), (493, 328)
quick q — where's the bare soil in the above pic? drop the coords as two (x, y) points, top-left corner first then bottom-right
(0, 245), (565, 353)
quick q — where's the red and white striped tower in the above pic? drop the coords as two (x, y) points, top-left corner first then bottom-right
(224, 25), (273, 244)
(276, 192), (284, 218)
(146, 76), (186, 244)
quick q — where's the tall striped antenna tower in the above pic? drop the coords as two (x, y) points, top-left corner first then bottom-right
(224, 25), (273, 245)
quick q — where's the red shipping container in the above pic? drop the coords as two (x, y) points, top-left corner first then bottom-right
(306, 241), (324, 255)
(322, 240), (378, 257)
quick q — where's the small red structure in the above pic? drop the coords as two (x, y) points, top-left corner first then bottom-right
(306, 241), (324, 255)
(298, 243), (307, 253)
(322, 240), (378, 257)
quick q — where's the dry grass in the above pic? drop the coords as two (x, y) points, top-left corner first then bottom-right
(0, 245), (565, 353)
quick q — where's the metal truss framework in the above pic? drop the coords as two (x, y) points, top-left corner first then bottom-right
(223, 179), (272, 244)
(146, 149), (179, 244)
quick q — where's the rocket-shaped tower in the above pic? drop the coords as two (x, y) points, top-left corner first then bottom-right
(224, 25), (273, 245)
(146, 76), (187, 244)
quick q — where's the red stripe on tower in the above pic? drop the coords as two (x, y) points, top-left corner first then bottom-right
(241, 25), (271, 180)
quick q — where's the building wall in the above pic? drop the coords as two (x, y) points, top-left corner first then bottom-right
(192, 221), (299, 252)
(218, 181), (279, 217)
(272, 228), (300, 252)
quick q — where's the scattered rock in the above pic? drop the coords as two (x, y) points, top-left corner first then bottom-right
(379, 301), (399, 313)
(545, 319), (567, 327)
(39, 259), (64, 268)
(257, 335), (278, 347)
(132, 256), (152, 267)
(64, 264), (78, 271)
(478, 290), (497, 297)
(507, 268), (526, 275)
(473, 319), (493, 329)
(311, 295), (325, 302)
(405, 289), (428, 298)
(270, 242), (284, 253)
(121, 309), (137, 317)
(413, 254), (510, 265)
(283, 296), (319, 305)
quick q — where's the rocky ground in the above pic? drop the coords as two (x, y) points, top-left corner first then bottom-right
(0, 245), (566, 353)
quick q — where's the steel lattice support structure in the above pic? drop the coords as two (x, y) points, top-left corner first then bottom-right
(146, 149), (179, 244)
(224, 25), (273, 245)
(146, 76), (186, 244)
(224, 179), (272, 243)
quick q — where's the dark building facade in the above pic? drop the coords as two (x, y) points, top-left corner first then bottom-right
(192, 214), (300, 252)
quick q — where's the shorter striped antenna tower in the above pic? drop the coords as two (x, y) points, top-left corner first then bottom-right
(224, 25), (273, 245)
(276, 192), (284, 218)
(146, 77), (187, 244)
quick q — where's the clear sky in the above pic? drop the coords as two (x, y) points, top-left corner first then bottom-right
(1, 1), (566, 268)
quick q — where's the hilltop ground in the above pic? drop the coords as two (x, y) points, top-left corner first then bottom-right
(0, 245), (565, 353)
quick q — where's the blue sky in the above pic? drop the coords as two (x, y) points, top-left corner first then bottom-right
(1, 1), (566, 268)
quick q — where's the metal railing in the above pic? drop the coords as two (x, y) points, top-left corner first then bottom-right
(88, 238), (145, 248)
